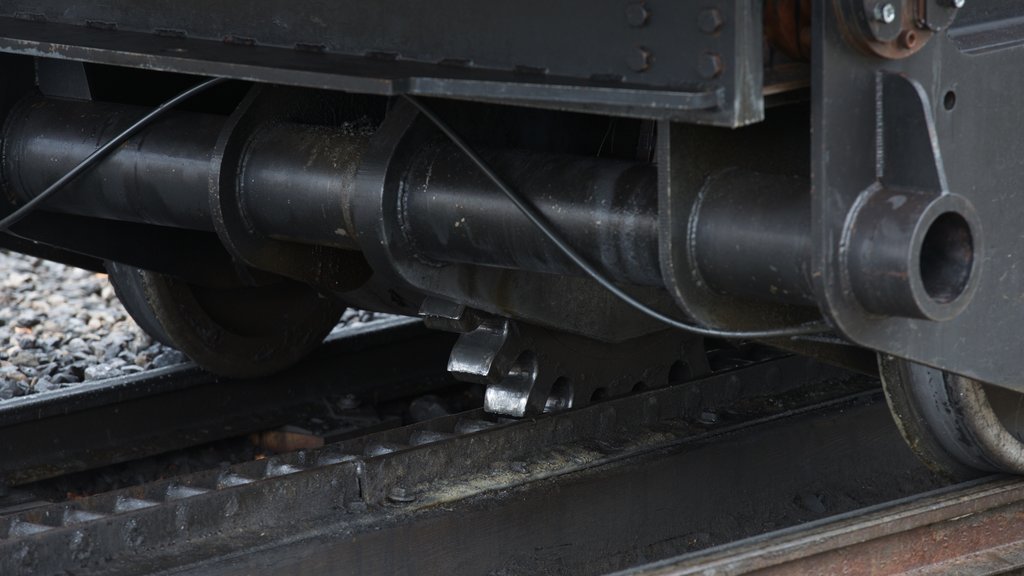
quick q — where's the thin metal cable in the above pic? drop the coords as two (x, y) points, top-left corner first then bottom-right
(403, 95), (831, 339)
(0, 76), (229, 232)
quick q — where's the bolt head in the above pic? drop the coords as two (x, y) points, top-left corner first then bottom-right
(387, 487), (417, 503)
(627, 47), (651, 72)
(625, 2), (649, 27)
(898, 29), (918, 50)
(697, 52), (723, 79)
(874, 2), (897, 24)
(697, 8), (724, 34)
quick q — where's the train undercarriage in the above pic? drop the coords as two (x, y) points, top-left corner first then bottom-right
(0, 0), (1021, 480)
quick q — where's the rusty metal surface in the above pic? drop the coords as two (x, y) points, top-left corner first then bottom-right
(622, 477), (1024, 575)
(764, 0), (811, 60)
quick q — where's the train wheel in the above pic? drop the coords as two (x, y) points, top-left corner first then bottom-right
(105, 262), (344, 378)
(879, 355), (1024, 480)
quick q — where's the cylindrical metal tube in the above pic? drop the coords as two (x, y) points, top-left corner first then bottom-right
(1, 96), (823, 307)
(239, 122), (369, 250)
(399, 139), (663, 286)
(692, 169), (814, 304)
(2, 97), (368, 251)
(2, 97), (224, 230)
(844, 189), (981, 321)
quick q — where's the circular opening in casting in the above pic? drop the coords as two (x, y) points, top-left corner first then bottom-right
(919, 212), (973, 304)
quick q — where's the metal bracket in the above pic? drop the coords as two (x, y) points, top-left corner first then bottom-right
(210, 84), (373, 294)
(838, 72), (981, 322)
(35, 59), (92, 100)
(809, 1), (1024, 389)
(877, 72), (948, 193)
(657, 103), (819, 334)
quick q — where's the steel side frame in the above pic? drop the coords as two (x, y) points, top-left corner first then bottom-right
(811, 1), (1024, 390)
(0, 1), (763, 126)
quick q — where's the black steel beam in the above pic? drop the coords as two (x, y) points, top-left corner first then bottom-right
(0, 1), (762, 126)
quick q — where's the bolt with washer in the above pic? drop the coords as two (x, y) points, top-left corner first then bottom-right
(874, 2), (897, 24)
(387, 486), (417, 504)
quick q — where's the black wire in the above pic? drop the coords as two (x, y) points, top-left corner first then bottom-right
(0, 76), (229, 232)
(402, 95), (831, 340)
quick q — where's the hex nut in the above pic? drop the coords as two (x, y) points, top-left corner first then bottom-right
(874, 2), (897, 24)
(625, 2), (649, 27)
(627, 47), (651, 72)
(697, 52), (723, 79)
(697, 9), (724, 34)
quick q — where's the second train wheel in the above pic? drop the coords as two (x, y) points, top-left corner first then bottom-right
(879, 355), (1024, 480)
(105, 261), (344, 378)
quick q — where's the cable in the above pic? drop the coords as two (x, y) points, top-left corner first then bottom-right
(0, 76), (229, 232)
(403, 95), (831, 340)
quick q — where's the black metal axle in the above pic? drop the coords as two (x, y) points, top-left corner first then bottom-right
(3, 97), (223, 232)
(8, 93), (980, 323)
(3, 97), (367, 251)
(0, 93), (827, 306)
(398, 139), (663, 286)
(3, 96), (674, 286)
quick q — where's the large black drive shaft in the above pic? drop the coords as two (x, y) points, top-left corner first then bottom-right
(1, 95), (816, 302)
(2, 97), (366, 250)
(3, 97), (224, 232)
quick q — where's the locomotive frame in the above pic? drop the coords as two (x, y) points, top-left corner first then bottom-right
(0, 0), (1022, 477)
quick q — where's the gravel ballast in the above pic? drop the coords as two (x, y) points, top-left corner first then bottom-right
(0, 251), (387, 399)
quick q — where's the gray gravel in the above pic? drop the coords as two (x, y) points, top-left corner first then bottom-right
(0, 251), (389, 398)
